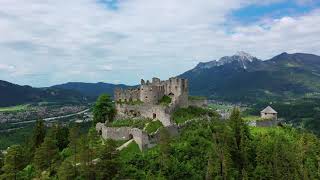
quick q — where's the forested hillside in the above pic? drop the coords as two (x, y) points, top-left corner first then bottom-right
(0, 80), (88, 107)
(1, 108), (320, 179)
(52, 82), (132, 97)
(180, 52), (320, 102)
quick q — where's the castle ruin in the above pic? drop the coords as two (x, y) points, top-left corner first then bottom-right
(114, 77), (189, 126)
(96, 77), (208, 151)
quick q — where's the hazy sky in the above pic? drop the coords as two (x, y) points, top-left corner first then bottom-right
(0, 0), (319, 87)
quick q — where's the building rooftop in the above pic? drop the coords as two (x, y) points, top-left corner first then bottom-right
(261, 106), (277, 114)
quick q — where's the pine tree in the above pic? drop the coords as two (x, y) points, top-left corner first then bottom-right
(1, 145), (28, 179)
(53, 124), (69, 151)
(96, 139), (120, 179)
(33, 130), (59, 173)
(0, 151), (4, 175)
(158, 127), (171, 175)
(58, 160), (76, 180)
(93, 94), (116, 124)
(30, 119), (46, 152)
(68, 124), (80, 177)
(159, 128), (171, 158)
(207, 120), (233, 180)
(228, 108), (252, 179)
(78, 135), (95, 179)
(88, 128), (100, 150)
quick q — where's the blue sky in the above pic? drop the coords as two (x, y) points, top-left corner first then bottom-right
(0, 0), (319, 87)
(232, 0), (319, 23)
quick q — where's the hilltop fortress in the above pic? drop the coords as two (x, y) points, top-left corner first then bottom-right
(114, 77), (189, 126)
(96, 77), (208, 150)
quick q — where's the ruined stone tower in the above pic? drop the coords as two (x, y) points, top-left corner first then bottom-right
(114, 77), (189, 126)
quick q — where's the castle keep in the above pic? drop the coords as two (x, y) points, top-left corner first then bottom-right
(114, 77), (189, 126)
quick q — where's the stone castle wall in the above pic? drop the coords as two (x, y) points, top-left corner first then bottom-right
(261, 112), (277, 120)
(256, 119), (278, 127)
(140, 84), (165, 104)
(114, 88), (140, 102)
(114, 77), (188, 107)
(96, 122), (181, 151)
(116, 103), (172, 126)
(96, 123), (150, 150)
(114, 77), (189, 127)
(189, 99), (208, 108)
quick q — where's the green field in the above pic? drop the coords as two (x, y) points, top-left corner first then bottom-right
(0, 104), (30, 112)
(208, 103), (233, 111)
(242, 115), (260, 122)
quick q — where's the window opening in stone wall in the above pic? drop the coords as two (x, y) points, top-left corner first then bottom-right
(153, 113), (157, 119)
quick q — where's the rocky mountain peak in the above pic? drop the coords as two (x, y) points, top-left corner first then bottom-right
(193, 52), (260, 71)
(235, 51), (255, 62)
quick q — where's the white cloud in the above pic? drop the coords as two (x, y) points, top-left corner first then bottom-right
(0, 0), (319, 86)
(0, 64), (15, 71)
(100, 64), (113, 71)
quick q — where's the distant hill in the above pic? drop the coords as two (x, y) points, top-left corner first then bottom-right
(0, 80), (88, 107)
(180, 52), (320, 102)
(52, 82), (132, 97)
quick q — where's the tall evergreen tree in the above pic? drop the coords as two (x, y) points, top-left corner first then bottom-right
(33, 130), (59, 173)
(30, 119), (46, 152)
(228, 108), (253, 179)
(158, 127), (171, 175)
(58, 160), (76, 180)
(96, 139), (121, 179)
(297, 133), (320, 179)
(1, 145), (28, 180)
(207, 120), (233, 180)
(87, 128), (100, 150)
(78, 135), (96, 179)
(53, 124), (69, 151)
(0, 151), (4, 175)
(93, 94), (116, 124)
(68, 124), (80, 177)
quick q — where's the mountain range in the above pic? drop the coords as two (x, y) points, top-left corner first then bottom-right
(179, 51), (320, 102)
(0, 80), (88, 107)
(52, 82), (132, 97)
(1, 51), (319, 106)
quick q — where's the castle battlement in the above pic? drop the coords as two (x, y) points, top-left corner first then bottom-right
(114, 77), (189, 126)
(115, 77), (188, 105)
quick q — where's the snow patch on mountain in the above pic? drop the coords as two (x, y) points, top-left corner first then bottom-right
(193, 52), (260, 71)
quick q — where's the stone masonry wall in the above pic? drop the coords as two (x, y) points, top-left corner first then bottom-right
(114, 88), (140, 102)
(140, 85), (165, 104)
(116, 104), (172, 126)
(256, 119), (278, 127)
(261, 112), (277, 120)
(189, 99), (208, 108)
(114, 77), (189, 127)
(96, 123), (150, 150)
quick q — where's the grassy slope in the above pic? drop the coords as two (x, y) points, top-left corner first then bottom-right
(0, 104), (30, 112)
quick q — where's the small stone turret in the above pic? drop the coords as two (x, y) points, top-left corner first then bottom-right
(152, 77), (161, 84)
